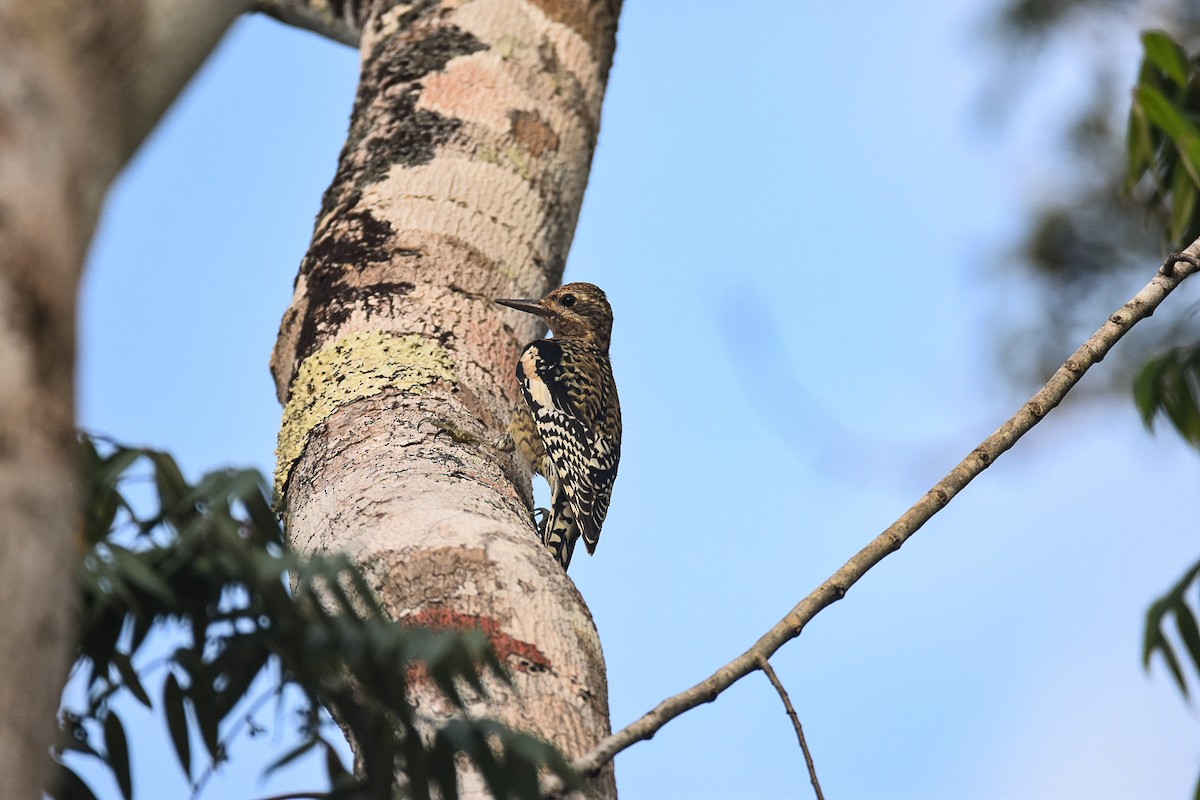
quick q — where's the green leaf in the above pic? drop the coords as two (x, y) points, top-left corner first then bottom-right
(1174, 602), (1200, 676)
(81, 443), (145, 547)
(455, 722), (504, 794)
(403, 728), (434, 800)
(211, 642), (269, 718)
(1143, 30), (1192, 88)
(342, 561), (385, 618)
(103, 712), (133, 800)
(164, 672), (192, 782)
(84, 485), (123, 548)
(423, 633), (469, 708)
(1134, 83), (1200, 188)
(1132, 348), (1200, 449)
(92, 447), (145, 495)
(1125, 104), (1155, 191)
(1156, 628), (1190, 697)
(1135, 83), (1195, 141)
(1134, 355), (1167, 429)
(108, 546), (174, 605)
(110, 651), (151, 708)
(503, 740), (540, 800)
(492, 726), (584, 798)
(1178, 137), (1200, 190)
(1163, 358), (1200, 447)
(127, 612), (155, 655)
(507, 729), (583, 793)
(1144, 558), (1200, 698)
(239, 481), (283, 547)
(1170, 162), (1199, 245)
(324, 572), (367, 621)
(79, 434), (101, 470)
(193, 685), (222, 762)
(430, 729), (461, 800)
(150, 451), (189, 513)
(1145, 594), (1172, 667)
(51, 764), (100, 800)
(264, 737), (318, 776)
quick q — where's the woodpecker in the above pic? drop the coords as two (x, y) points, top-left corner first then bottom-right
(496, 283), (621, 570)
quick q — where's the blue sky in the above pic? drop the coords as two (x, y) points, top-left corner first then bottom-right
(77, 2), (1200, 798)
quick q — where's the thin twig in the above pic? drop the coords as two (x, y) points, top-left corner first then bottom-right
(756, 655), (824, 800)
(560, 248), (1200, 786)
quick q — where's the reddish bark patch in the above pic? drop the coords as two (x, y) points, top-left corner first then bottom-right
(406, 608), (551, 673)
(509, 110), (559, 156)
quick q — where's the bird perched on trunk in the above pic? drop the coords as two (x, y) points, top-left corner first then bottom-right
(495, 283), (621, 570)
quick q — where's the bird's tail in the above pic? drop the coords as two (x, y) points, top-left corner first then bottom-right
(541, 491), (580, 570)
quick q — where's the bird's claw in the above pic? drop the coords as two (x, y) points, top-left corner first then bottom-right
(533, 507), (550, 540)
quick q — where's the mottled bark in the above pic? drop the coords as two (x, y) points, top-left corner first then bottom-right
(269, 0), (620, 796)
(0, 1), (244, 796)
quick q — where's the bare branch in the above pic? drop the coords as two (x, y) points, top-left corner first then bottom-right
(568, 246), (1200, 780)
(756, 655), (824, 800)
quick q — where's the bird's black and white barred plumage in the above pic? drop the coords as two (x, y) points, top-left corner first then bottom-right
(517, 339), (620, 563)
(497, 283), (621, 570)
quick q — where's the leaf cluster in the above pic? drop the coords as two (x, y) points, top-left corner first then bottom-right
(1126, 31), (1200, 246)
(1144, 560), (1200, 702)
(1126, 28), (1200, 722)
(54, 435), (580, 800)
(1134, 345), (1200, 449)
(1132, 348), (1200, 713)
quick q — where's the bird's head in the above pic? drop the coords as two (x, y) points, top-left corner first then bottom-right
(496, 282), (613, 351)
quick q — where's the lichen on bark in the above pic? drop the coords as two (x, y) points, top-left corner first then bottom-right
(275, 330), (455, 496)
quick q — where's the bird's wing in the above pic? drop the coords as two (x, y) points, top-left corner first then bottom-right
(516, 341), (617, 553)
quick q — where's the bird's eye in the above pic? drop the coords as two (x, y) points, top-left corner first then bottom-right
(560, 294), (577, 308)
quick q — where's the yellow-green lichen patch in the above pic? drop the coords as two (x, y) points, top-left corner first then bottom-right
(274, 331), (455, 497)
(474, 142), (531, 180)
(504, 146), (532, 180)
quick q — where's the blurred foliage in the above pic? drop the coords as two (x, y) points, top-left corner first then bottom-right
(1134, 343), (1200, 448)
(1124, 27), (1200, 800)
(52, 435), (580, 800)
(985, 0), (1194, 391)
(991, 7), (1200, 796)
(1127, 30), (1200, 247)
(1143, 557), (1200, 700)
(1127, 34), (1200, 738)
(996, 0), (1128, 41)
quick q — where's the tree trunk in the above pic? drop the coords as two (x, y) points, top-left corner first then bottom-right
(0, 1), (244, 795)
(269, 0), (621, 795)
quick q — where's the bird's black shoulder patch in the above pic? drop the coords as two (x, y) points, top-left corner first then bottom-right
(529, 339), (562, 365)
(519, 339), (576, 416)
(515, 339), (561, 381)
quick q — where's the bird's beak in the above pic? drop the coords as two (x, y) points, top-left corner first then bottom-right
(495, 298), (550, 318)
